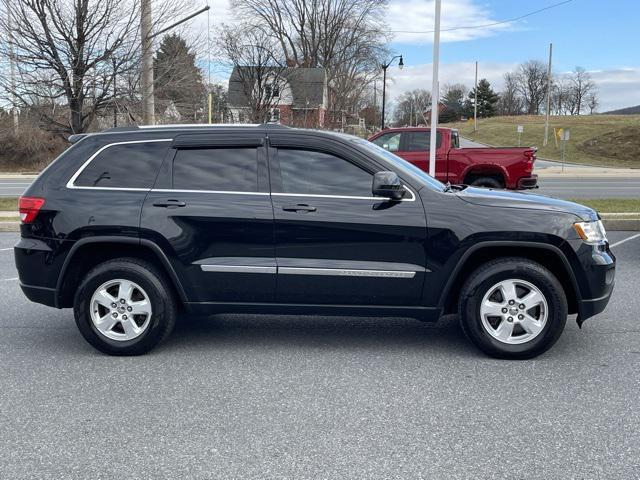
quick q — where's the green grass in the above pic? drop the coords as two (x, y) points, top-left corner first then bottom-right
(449, 115), (640, 168)
(0, 197), (18, 211)
(569, 198), (640, 213)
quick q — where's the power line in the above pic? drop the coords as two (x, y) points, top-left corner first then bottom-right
(391, 0), (575, 34)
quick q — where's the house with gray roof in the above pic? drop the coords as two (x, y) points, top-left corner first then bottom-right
(228, 67), (329, 127)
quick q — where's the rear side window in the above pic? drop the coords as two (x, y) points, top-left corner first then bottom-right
(276, 149), (372, 197)
(172, 148), (258, 192)
(403, 131), (442, 152)
(74, 141), (169, 188)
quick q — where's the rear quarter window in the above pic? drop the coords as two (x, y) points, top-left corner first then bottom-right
(73, 141), (170, 188)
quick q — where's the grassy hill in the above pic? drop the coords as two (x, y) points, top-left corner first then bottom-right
(448, 115), (640, 168)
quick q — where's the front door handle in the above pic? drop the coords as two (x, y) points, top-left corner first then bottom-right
(152, 199), (187, 208)
(282, 204), (317, 213)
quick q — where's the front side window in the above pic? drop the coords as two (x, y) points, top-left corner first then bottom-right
(371, 132), (401, 152)
(74, 141), (169, 188)
(172, 148), (258, 192)
(277, 149), (373, 197)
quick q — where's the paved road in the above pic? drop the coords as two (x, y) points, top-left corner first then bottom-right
(0, 178), (32, 197)
(0, 231), (639, 478)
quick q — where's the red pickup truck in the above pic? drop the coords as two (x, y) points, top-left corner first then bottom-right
(368, 127), (537, 189)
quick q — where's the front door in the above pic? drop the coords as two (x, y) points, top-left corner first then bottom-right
(268, 135), (428, 306)
(141, 133), (276, 303)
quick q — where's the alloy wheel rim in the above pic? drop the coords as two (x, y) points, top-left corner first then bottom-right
(89, 279), (152, 341)
(479, 279), (548, 345)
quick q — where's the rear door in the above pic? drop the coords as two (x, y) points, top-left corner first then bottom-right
(141, 132), (276, 303)
(268, 134), (428, 306)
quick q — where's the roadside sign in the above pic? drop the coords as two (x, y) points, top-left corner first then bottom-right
(562, 128), (570, 141)
(516, 125), (523, 146)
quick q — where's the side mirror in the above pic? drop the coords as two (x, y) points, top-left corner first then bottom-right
(372, 171), (406, 200)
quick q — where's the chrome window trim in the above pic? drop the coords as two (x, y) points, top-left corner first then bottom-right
(271, 186), (416, 202)
(66, 139), (172, 190)
(152, 188), (268, 196)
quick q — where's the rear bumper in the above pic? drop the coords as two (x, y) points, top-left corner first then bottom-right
(517, 174), (538, 189)
(20, 283), (57, 307)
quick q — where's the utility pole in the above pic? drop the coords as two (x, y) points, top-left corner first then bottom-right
(7, 3), (19, 133)
(543, 43), (553, 147)
(112, 57), (117, 127)
(140, 0), (154, 125)
(380, 55), (403, 130)
(473, 61), (478, 132)
(428, 0), (441, 178)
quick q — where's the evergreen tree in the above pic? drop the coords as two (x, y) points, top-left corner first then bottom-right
(154, 34), (206, 121)
(440, 84), (467, 123)
(466, 78), (500, 118)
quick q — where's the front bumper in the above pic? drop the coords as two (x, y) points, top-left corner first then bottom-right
(517, 174), (538, 189)
(575, 244), (615, 326)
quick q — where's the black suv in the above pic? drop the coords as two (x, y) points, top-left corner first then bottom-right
(15, 125), (615, 358)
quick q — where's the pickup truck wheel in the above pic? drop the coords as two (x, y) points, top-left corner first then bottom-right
(73, 258), (177, 356)
(458, 257), (567, 359)
(469, 177), (503, 188)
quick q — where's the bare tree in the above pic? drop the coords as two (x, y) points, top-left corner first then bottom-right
(515, 60), (548, 115)
(229, 0), (389, 125)
(0, 0), (142, 134)
(497, 72), (523, 116)
(220, 25), (289, 123)
(393, 89), (431, 126)
(0, 0), (198, 134)
(567, 67), (595, 115)
(587, 91), (599, 115)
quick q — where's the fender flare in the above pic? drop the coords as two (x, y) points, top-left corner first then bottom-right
(437, 240), (582, 310)
(461, 164), (509, 185)
(55, 236), (188, 307)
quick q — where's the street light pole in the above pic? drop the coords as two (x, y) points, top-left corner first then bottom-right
(380, 55), (403, 130)
(543, 43), (553, 146)
(428, 0), (441, 178)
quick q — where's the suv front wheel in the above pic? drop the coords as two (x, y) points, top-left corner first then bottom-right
(74, 258), (177, 355)
(459, 257), (568, 359)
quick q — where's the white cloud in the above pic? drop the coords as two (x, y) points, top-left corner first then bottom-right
(387, 0), (512, 44)
(385, 63), (640, 112)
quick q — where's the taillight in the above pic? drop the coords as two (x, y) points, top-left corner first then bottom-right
(18, 196), (45, 224)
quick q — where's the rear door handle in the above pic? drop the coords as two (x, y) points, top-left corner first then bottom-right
(282, 204), (317, 213)
(152, 199), (186, 208)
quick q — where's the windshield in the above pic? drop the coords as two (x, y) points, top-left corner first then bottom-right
(351, 138), (445, 191)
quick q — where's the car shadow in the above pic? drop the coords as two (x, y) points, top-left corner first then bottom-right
(160, 313), (478, 357)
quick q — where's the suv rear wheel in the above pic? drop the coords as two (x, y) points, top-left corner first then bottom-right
(458, 257), (568, 359)
(74, 258), (177, 355)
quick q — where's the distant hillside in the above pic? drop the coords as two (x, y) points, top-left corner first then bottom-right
(604, 105), (640, 115)
(449, 115), (640, 168)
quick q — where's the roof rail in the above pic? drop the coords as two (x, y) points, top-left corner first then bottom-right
(103, 126), (140, 133)
(68, 133), (89, 143)
(258, 123), (290, 129)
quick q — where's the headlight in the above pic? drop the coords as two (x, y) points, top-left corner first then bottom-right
(573, 220), (607, 244)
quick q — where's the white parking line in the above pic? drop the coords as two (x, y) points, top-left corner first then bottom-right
(0, 247), (13, 252)
(610, 233), (640, 248)
(0, 277), (17, 282)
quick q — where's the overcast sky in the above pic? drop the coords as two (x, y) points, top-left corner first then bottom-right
(200, 0), (640, 112)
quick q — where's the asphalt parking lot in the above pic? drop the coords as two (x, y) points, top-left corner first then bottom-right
(0, 231), (639, 479)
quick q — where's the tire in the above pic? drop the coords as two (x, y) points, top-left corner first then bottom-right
(469, 177), (503, 189)
(73, 258), (177, 355)
(458, 257), (567, 359)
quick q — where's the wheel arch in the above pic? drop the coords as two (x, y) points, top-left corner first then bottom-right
(462, 165), (507, 186)
(439, 242), (581, 316)
(56, 237), (188, 308)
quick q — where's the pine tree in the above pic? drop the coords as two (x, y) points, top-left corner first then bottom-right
(467, 78), (500, 118)
(154, 34), (206, 121)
